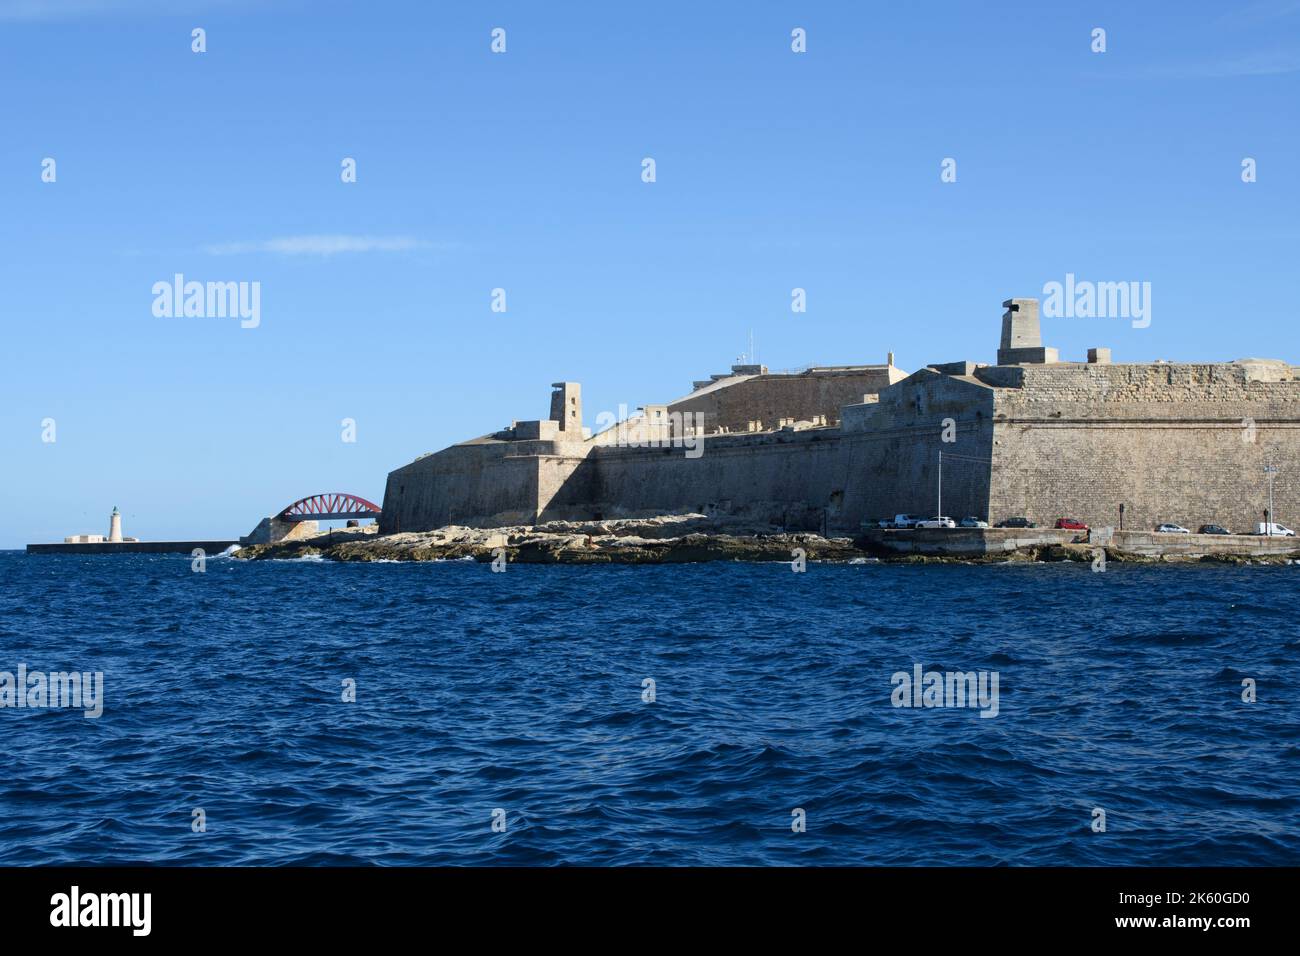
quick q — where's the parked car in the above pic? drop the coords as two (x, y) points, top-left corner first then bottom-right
(891, 514), (928, 529)
(1156, 523), (1190, 533)
(995, 517), (1036, 528)
(916, 516), (956, 529)
(1054, 518), (1089, 531)
(959, 517), (989, 529)
(1198, 524), (1231, 535)
(1256, 522), (1296, 536)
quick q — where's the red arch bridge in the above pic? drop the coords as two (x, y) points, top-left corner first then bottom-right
(278, 493), (382, 523)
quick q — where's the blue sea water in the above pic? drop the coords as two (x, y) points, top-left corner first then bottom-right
(0, 550), (1297, 866)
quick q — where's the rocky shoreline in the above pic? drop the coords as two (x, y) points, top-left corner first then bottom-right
(229, 514), (1300, 565)
(232, 515), (868, 564)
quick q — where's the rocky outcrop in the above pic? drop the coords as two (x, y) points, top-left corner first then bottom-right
(231, 514), (870, 564)
(229, 514), (1300, 566)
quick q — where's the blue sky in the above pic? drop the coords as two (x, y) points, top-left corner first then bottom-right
(2, 0), (1298, 548)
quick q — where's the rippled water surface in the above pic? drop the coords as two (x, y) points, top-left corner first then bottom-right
(1, 551), (1297, 865)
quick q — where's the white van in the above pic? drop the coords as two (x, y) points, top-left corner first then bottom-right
(1256, 522), (1296, 536)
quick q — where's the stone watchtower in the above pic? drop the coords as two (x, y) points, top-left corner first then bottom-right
(997, 298), (1058, 366)
(550, 382), (582, 436)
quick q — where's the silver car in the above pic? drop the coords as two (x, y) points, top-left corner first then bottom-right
(916, 516), (957, 529)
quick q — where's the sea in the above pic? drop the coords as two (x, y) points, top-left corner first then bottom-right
(1, 550), (1297, 866)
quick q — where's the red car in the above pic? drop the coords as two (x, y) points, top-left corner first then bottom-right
(1054, 517), (1089, 531)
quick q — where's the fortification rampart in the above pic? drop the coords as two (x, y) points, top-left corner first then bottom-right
(381, 438), (587, 531)
(582, 429), (844, 530)
(837, 370), (996, 524)
(986, 362), (1300, 531)
(379, 298), (1300, 539)
(668, 364), (902, 433)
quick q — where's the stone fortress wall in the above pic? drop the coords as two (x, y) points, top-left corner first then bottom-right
(838, 367), (998, 526)
(380, 298), (1300, 536)
(381, 440), (550, 532)
(664, 362), (905, 434)
(986, 360), (1299, 533)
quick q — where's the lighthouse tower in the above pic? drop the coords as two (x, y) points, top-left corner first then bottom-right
(108, 506), (123, 543)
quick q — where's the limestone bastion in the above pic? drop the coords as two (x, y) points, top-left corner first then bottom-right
(380, 299), (1299, 537)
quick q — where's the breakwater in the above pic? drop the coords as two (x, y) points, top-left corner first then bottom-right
(26, 540), (238, 555)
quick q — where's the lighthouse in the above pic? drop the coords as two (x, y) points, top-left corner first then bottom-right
(108, 506), (123, 543)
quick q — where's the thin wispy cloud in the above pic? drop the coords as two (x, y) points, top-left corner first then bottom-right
(204, 235), (452, 257)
